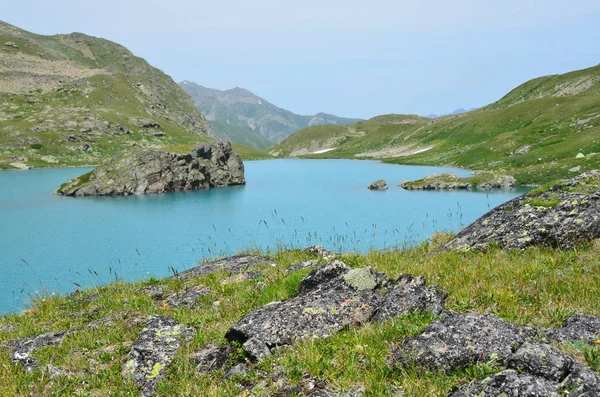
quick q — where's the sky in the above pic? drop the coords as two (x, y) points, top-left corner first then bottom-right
(3, 0), (600, 119)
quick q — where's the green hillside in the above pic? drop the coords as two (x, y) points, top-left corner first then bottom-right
(0, 21), (214, 169)
(271, 65), (600, 185)
(209, 120), (273, 150)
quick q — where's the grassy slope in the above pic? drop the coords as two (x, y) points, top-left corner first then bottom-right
(271, 65), (600, 185)
(209, 120), (274, 150)
(0, 239), (598, 396)
(0, 21), (213, 169)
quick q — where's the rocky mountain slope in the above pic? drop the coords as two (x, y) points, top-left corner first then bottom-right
(0, 21), (214, 169)
(271, 64), (600, 185)
(180, 81), (361, 146)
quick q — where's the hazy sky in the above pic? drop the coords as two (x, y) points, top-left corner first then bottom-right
(4, 1), (600, 118)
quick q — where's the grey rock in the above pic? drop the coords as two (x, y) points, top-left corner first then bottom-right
(442, 170), (600, 250)
(224, 363), (250, 378)
(57, 141), (245, 196)
(546, 315), (600, 344)
(372, 279), (447, 322)
(139, 285), (168, 300)
(122, 315), (196, 397)
(174, 254), (274, 281)
(477, 175), (516, 190)
(45, 364), (71, 379)
(448, 369), (561, 397)
(390, 312), (535, 371)
(508, 342), (574, 382)
(287, 259), (324, 274)
(368, 179), (388, 190)
(300, 244), (336, 260)
(6, 330), (70, 372)
(163, 285), (211, 308)
(81, 143), (90, 151)
(225, 261), (446, 362)
(134, 118), (160, 128)
(563, 362), (600, 397)
(401, 172), (472, 190)
(192, 345), (233, 372)
(4, 41), (18, 48)
(220, 271), (263, 284)
(514, 144), (533, 156)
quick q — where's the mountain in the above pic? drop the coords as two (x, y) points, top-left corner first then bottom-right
(179, 81), (361, 146)
(270, 64), (600, 185)
(426, 108), (477, 118)
(0, 21), (214, 169)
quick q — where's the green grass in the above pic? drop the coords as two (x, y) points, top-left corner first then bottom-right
(1, 239), (599, 396)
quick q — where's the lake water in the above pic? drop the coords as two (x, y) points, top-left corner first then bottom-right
(0, 159), (525, 314)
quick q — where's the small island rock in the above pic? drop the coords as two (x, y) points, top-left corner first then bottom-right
(368, 179), (388, 190)
(56, 141), (245, 196)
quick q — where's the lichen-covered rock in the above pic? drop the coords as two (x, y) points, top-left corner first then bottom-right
(225, 261), (446, 361)
(391, 312), (536, 371)
(391, 312), (600, 397)
(122, 315), (196, 396)
(6, 330), (70, 372)
(442, 170), (600, 250)
(448, 370), (561, 397)
(368, 179), (388, 190)
(174, 254), (274, 281)
(286, 259), (324, 274)
(372, 277), (447, 322)
(508, 343), (574, 382)
(192, 344), (233, 372)
(56, 141), (245, 196)
(300, 245), (336, 261)
(546, 315), (600, 344)
(163, 285), (211, 308)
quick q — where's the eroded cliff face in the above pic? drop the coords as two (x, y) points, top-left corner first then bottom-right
(56, 141), (245, 196)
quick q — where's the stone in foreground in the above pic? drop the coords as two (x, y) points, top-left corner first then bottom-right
(225, 261), (446, 361)
(56, 141), (245, 196)
(122, 315), (195, 397)
(368, 179), (388, 190)
(390, 311), (600, 397)
(443, 170), (600, 250)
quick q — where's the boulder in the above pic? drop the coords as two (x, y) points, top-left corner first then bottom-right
(225, 261), (446, 361)
(442, 170), (600, 250)
(545, 315), (600, 344)
(448, 370), (561, 397)
(192, 344), (234, 372)
(122, 315), (195, 396)
(6, 330), (71, 372)
(477, 174), (516, 190)
(390, 312), (536, 371)
(390, 312), (600, 397)
(56, 141), (245, 196)
(368, 179), (388, 190)
(173, 254), (274, 281)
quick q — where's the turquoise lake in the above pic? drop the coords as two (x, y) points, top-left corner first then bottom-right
(0, 159), (525, 314)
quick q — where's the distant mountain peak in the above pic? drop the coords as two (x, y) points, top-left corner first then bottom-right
(180, 81), (361, 146)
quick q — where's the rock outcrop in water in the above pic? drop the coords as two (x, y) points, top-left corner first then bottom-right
(56, 141), (245, 196)
(225, 261), (447, 361)
(400, 172), (516, 190)
(368, 179), (388, 190)
(390, 311), (600, 397)
(442, 170), (600, 250)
